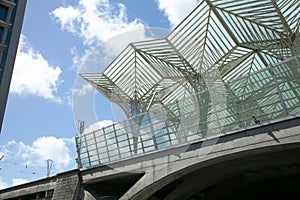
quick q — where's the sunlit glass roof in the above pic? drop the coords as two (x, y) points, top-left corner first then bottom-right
(81, 0), (299, 117)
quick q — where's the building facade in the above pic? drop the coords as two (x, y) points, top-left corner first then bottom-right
(0, 0), (27, 132)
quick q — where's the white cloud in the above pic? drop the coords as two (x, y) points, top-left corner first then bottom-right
(70, 46), (81, 66)
(0, 177), (8, 189)
(101, 28), (146, 59)
(51, 0), (145, 46)
(30, 137), (72, 169)
(72, 82), (93, 96)
(156, 0), (200, 28)
(83, 120), (113, 134)
(51, 6), (80, 32)
(12, 178), (29, 186)
(2, 136), (74, 171)
(10, 35), (63, 103)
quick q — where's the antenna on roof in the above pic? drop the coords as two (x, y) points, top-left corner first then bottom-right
(79, 120), (85, 135)
(47, 159), (53, 177)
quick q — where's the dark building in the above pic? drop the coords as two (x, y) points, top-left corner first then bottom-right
(0, 0), (27, 132)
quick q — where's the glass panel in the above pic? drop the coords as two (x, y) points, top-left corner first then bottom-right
(0, 5), (8, 21)
(76, 27), (300, 168)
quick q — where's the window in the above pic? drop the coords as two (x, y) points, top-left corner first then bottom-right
(46, 189), (54, 198)
(0, 27), (4, 39)
(0, 5), (8, 21)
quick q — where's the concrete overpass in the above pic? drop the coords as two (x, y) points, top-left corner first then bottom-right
(80, 115), (300, 200)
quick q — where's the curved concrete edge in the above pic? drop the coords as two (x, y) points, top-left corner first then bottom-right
(120, 125), (300, 200)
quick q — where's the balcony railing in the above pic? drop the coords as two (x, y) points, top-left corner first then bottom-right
(76, 55), (300, 168)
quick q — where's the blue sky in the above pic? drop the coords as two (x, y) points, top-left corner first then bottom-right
(0, 0), (200, 188)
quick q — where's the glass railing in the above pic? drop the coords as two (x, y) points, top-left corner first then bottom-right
(76, 55), (300, 168)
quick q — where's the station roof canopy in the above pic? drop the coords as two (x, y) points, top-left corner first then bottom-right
(81, 0), (300, 116)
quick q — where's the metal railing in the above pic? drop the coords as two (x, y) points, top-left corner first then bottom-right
(76, 55), (300, 168)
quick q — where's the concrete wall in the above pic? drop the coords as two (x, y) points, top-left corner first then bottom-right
(0, 169), (84, 200)
(52, 170), (84, 200)
(80, 116), (300, 199)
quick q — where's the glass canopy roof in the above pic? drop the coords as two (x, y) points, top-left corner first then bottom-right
(81, 0), (299, 118)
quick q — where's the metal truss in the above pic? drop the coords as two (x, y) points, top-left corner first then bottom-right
(81, 0), (300, 119)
